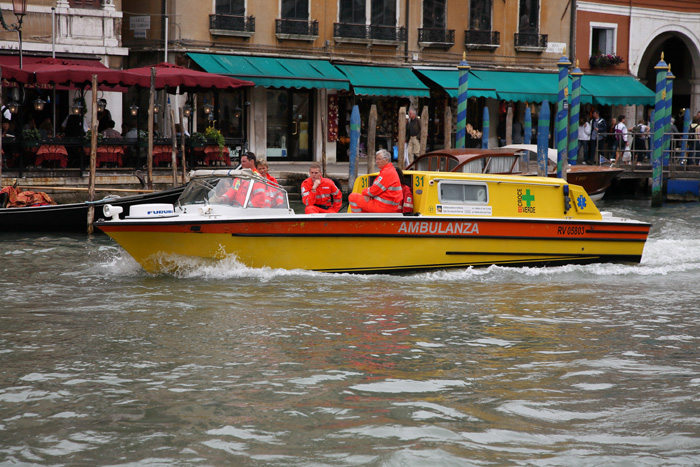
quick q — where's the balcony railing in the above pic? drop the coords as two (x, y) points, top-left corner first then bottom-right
(334, 23), (406, 43)
(464, 30), (500, 49)
(275, 18), (319, 38)
(418, 28), (455, 48)
(514, 32), (548, 50)
(209, 14), (255, 37)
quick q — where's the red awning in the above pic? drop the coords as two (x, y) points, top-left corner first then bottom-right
(0, 64), (32, 83)
(21, 58), (130, 90)
(122, 62), (254, 92)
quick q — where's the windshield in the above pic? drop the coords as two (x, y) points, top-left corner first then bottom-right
(177, 176), (289, 210)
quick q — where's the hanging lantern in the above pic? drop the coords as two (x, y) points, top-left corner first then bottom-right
(130, 104), (139, 116)
(71, 99), (84, 115)
(33, 98), (45, 111)
(97, 98), (107, 113)
(183, 104), (192, 118)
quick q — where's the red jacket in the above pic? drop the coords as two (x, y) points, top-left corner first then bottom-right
(362, 164), (403, 211)
(401, 184), (413, 213)
(301, 177), (342, 212)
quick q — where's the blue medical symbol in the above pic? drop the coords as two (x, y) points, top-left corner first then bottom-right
(577, 195), (587, 210)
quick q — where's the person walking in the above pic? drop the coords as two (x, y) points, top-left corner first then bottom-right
(405, 109), (421, 163)
(614, 115), (629, 164)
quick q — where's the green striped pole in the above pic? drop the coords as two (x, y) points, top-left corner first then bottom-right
(651, 53), (668, 207)
(663, 64), (675, 165)
(556, 52), (571, 178)
(456, 53), (471, 149)
(569, 62), (583, 166)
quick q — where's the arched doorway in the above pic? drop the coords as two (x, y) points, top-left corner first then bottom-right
(637, 32), (700, 119)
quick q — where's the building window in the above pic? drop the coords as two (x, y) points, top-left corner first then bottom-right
(518, 0), (539, 33)
(216, 0), (244, 15)
(371, 0), (397, 26)
(339, 0), (366, 24)
(469, 0), (492, 31)
(591, 24), (616, 55)
(282, 0), (309, 20)
(69, 0), (101, 8)
(423, 0), (446, 29)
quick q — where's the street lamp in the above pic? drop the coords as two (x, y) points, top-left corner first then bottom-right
(33, 98), (45, 111)
(12, 0), (27, 69)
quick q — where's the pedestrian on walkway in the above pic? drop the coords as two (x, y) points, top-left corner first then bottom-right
(406, 109), (421, 163)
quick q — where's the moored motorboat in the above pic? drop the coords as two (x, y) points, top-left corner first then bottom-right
(0, 185), (186, 232)
(409, 146), (623, 201)
(96, 168), (650, 273)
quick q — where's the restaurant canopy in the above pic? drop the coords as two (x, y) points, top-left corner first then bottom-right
(20, 58), (132, 90)
(122, 62), (254, 92)
(412, 68), (497, 99)
(335, 64), (430, 97)
(579, 75), (655, 106)
(187, 53), (350, 91)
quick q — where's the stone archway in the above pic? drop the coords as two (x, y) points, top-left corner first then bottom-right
(636, 31), (700, 118)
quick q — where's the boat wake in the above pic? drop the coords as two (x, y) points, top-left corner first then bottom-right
(95, 237), (700, 283)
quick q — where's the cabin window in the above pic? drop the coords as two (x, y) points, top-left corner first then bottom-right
(439, 182), (488, 204)
(415, 157), (432, 171)
(447, 158), (459, 171)
(439, 157), (447, 172)
(460, 159), (485, 173)
(485, 155), (518, 173)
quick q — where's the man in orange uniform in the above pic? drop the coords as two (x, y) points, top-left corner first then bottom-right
(301, 162), (342, 214)
(349, 149), (403, 213)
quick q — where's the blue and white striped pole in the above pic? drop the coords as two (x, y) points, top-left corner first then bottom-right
(537, 101), (550, 177)
(680, 108), (690, 164)
(651, 53), (668, 207)
(524, 106), (532, 145)
(556, 52), (571, 179)
(482, 106), (489, 149)
(568, 62), (582, 166)
(456, 53), (471, 149)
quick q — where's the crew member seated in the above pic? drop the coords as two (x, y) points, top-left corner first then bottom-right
(349, 149), (403, 213)
(301, 162), (342, 214)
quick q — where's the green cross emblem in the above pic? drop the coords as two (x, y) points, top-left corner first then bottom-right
(522, 189), (535, 206)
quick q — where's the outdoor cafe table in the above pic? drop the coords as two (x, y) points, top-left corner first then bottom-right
(195, 145), (231, 166)
(36, 144), (68, 168)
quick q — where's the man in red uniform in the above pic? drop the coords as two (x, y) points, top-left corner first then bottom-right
(240, 152), (260, 175)
(349, 149), (403, 213)
(301, 162), (342, 214)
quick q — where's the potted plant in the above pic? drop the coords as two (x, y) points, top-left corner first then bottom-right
(189, 132), (207, 148)
(204, 127), (226, 158)
(22, 128), (42, 147)
(589, 52), (624, 69)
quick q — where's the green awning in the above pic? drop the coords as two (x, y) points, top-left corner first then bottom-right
(187, 53), (350, 90)
(412, 69), (497, 99)
(335, 64), (430, 97)
(473, 70), (560, 103)
(580, 75), (655, 106)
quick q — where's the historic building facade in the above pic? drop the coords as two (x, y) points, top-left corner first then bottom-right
(121, 0), (574, 162)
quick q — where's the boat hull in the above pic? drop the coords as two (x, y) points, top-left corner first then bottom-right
(0, 186), (185, 233)
(98, 215), (650, 273)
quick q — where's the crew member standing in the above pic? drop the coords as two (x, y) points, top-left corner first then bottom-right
(349, 149), (403, 213)
(301, 162), (342, 214)
(406, 109), (421, 163)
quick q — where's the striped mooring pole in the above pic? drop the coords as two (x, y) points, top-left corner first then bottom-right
(651, 53), (668, 208)
(482, 106), (489, 149)
(663, 64), (675, 165)
(524, 106), (532, 145)
(556, 52), (571, 179)
(537, 101), (551, 177)
(456, 53), (471, 149)
(568, 61), (583, 166)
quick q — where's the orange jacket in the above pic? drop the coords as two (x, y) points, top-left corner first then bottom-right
(362, 164), (403, 211)
(301, 177), (342, 212)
